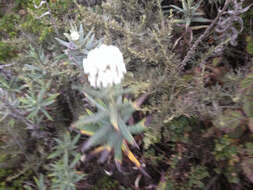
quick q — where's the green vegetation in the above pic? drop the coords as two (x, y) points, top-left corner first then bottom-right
(0, 0), (253, 189)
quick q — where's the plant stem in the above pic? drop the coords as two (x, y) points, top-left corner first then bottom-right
(179, 0), (231, 71)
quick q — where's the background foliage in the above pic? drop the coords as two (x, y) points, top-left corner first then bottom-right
(0, 0), (253, 189)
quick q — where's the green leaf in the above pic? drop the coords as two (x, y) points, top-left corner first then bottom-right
(191, 17), (211, 23)
(128, 119), (147, 134)
(76, 123), (99, 136)
(41, 108), (53, 120)
(172, 19), (187, 24)
(73, 111), (108, 128)
(120, 101), (135, 122)
(169, 5), (184, 13)
(72, 134), (81, 145)
(99, 133), (119, 163)
(185, 17), (191, 27)
(82, 125), (112, 151)
(110, 101), (119, 131)
(118, 118), (138, 148)
(81, 28), (94, 46)
(182, 0), (187, 11)
(70, 154), (81, 168)
(55, 37), (70, 48)
(114, 137), (123, 171)
(83, 92), (107, 111)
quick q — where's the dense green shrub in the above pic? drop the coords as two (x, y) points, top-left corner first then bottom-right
(0, 0), (253, 189)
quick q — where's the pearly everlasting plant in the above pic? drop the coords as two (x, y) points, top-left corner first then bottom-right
(83, 44), (126, 88)
(72, 82), (150, 177)
(56, 24), (102, 67)
(57, 24), (149, 176)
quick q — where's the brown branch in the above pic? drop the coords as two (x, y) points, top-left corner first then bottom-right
(179, 0), (231, 71)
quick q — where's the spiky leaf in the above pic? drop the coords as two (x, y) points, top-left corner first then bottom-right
(82, 125), (112, 151)
(118, 118), (138, 148)
(128, 118), (147, 135)
(73, 111), (108, 128)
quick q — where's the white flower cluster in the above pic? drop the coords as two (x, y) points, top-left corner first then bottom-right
(83, 44), (126, 88)
(64, 29), (80, 41)
(70, 31), (80, 41)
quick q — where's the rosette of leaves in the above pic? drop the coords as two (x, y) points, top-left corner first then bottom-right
(55, 24), (103, 68)
(164, 0), (211, 30)
(72, 84), (149, 176)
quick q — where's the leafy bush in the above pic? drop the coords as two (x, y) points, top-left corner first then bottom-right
(0, 0), (253, 189)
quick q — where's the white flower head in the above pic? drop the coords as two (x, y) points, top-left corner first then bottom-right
(83, 44), (126, 88)
(70, 30), (80, 41)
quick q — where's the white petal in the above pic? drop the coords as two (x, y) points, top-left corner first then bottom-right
(82, 44), (126, 88)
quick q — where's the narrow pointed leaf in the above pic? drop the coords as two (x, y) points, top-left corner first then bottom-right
(110, 102), (119, 131)
(55, 37), (70, 48)
(76, 123), (99, 136)
(128, 118), (147, 135)
(83, 92), (107, 111)
(70, 154), (81, 168)
(99, 132), (119, 163)
(73, 111), (108, 128)
(86, 34), (95, 49)
(122, 141), (141, 168)
(115, 159), (123, 173)
(122, 141), (150, 177)
(169, 5), (184, 12)
(98, 146), (111, 163)
(132, 93), (148, 109)
(120, 101), (135, 122)
(79, 24), (84, 39)
(191, 17), (211, 23)
(182, 0), (187, 11)
(82, 126), (112, 152)
(41, 108), (53, 121)
(82, 28), (94, 46)
(114, 137), (123, 172)
(118, 118), (139, 148)
(72, 134), (80, 145)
